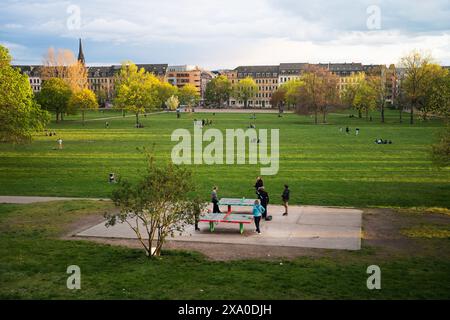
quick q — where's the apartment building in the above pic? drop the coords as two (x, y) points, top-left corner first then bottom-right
(167, 65), (201, 94)
(231, 65), (279, 108)
(15, 65), (42, 93)
(278, 63), (309, 86)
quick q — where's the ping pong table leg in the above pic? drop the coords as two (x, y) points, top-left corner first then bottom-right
(239, 223), (244, 234)
(209, 222), (215, 232)
(227, 205), (231, 214)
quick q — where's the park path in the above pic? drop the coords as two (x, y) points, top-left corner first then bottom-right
(0, 196), (108, 204)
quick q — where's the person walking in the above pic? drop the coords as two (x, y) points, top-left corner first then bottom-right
(252, 199), (265, 234)
(345, 126), (350, 134)
(282, 184), (290, 216)
(258, 186), (270, 220)
(211, 186), (221, 213)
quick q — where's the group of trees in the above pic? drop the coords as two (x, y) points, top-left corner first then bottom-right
(36, 48), (98, 124)
(114, 62), (200, 125)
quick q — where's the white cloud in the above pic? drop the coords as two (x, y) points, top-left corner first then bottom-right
(1, 0), (449, 67)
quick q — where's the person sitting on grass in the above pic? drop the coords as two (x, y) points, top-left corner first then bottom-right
(252, 199), (265, 234)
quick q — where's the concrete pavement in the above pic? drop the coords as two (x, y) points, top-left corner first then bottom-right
(77, 204), (362, 250)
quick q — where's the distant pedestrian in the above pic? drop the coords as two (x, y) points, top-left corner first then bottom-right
(211, 186), (221, 213)
(282, 184), (290, 216)
(105, 121), (109, 128)
(356, 128), (359, 135)
(252, 199), (265, 234)
(345, 126), (350, 134)
(258, 186), (270, 220)
(339, 127), (343, 133)
(57, 138), (63, 150)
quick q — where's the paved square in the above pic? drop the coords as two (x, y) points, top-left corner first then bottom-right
(76, 204), (362, 250)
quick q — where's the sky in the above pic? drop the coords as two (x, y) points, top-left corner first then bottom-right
(1, 0), (450, 69)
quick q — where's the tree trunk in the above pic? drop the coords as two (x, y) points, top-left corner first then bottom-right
(410, 104), (414, 124)
(314, 109), (318, 124)
(322, 111), (327, 123)
(135, 113), (139, 126)
(82, 110), (85, 126)
(399, 109), (403, 123)
(61, 113), (64, 121)
(365, 108), (369, 121)
(56, 112), (60, 122)
(381, 103), (385, 123)
(122, 109), (125, 117)
(358, 109), (362, 118)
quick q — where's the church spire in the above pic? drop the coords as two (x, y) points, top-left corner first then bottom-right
(77, 38), (85, 65)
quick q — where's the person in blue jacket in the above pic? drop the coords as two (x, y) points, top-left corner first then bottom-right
(252, 199), (265, 234)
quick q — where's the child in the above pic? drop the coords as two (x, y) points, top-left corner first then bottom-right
(252, 199), (265, 234)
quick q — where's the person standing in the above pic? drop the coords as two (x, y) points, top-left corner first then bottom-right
(211, 186), (221, 213)
(254, 176), (264, 198)
(281, 185), (290, 216)
(356, 128), (359, 135)
(252, 199), (265, 234)
(258, 186), (270, 220)
(345, 126), (350, 134)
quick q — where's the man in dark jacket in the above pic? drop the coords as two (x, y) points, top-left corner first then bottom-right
(254, 176), (264, 198)
(282, 184), (290, 216)
(258, 186), (270, 220)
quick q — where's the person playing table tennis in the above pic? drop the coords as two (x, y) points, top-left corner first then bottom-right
(211, 186), (221, 213)
(252, 199), (265, 234)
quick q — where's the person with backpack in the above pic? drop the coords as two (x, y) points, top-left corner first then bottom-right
(258, 186), (270, 220)
(254, 176), (264, 198)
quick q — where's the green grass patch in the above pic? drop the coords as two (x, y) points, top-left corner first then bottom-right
(0, 109), (449, 208)
(0, 201), (449, 299)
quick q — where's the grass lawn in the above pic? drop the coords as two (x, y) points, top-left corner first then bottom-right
(0, 201), (449, 299)
(0, 109), (448, 208)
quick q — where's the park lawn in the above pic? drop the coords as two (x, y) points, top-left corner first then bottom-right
(0, 200), (449, 300)
(0, 109), (449, 208)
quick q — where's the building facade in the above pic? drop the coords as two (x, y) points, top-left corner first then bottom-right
(167, 65), (201, 94)
(230, 65), (279, 108)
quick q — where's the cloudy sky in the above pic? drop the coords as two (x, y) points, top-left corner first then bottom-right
(1, 0), (449, 68)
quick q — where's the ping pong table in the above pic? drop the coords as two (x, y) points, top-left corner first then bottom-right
(218, 197), (257, 214)
(199, 212), (254, 234)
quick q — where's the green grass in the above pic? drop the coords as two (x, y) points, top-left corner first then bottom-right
(1, 201), (449, 299)
(0, 109), (449, 208)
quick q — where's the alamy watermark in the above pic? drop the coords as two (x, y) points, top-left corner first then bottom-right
(171, 123), (279, 175)
(366, 265), (381, 290)
(66, 265), (81, 289)
(366, 5), (381, 30)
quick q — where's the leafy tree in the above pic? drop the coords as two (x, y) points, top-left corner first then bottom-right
(419, 65), (449, 121)
(36, 78), (72, 122)
(232, 77), (258, 108)
(282, 79), (304, 109)
(156, 81), (178, 108)
(114, 62), (161, 126)
(106, 152), (206, 258)
(353, 79), (377, 120)
(69, 88), (99, 125)
(399, 50), (433, 124)
(205, 75), (232, 107)
(0, 45), (50, 143)
(178, 84), (200, 108)
(165, 95), (179, 111)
